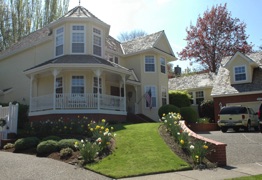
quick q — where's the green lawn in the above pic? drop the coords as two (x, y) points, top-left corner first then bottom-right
(86, 123), (191, 179)
(227, 174), (262, 180)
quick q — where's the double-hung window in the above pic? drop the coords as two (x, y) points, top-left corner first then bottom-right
(72, 25), (85, 53)
(161, 87), (167, 106)
(160, 57), (166, 74)
(145, 56), (155, 72)
(55, 27), (64, 56)
(71, 76), (84, 95)
(234, 66), (246, 81)
(195, 91), (204, 105)
(93, 28), (102, 56)
(108, 55), (119, 64)
(93, 77), (102, 94)
(55, 77), (63, 94)
(145, 86), (157, 108)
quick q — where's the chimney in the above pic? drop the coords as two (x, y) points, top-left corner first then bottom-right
(174, 65), (181, 76)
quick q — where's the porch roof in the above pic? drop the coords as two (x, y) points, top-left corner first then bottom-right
(24, 54), (126, 71)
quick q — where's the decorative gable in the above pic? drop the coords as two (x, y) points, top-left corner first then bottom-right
(223, 52), (258, 84)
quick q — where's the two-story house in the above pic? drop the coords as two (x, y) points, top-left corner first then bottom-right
(212, 51), (262, 122)
(0, 6), (176, 122)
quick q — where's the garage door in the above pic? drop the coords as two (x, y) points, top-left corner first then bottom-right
(226, 101), (261, 113)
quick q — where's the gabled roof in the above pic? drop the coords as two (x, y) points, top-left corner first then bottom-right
(106, 36), (123, 55)
(121, 31), (167, 55)
(212, 52), (262, 97)
(168, 72), (215, 91)
(223, 51), (259, 68)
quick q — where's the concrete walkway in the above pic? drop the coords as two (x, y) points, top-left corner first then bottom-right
(1, 151), (262, 180)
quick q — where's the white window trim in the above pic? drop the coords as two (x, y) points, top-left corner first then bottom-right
(144, 85), (157, 109)
(234, 65), (247, 82)
(93, 76), (102, 94)
(92, 26), (103, 57)
(160, 57), (166, 74)
(108, 54), (119, 64)
(54, 26), (64, 57)
(70, 24), (86, 54)
(55, 77), (63, 93)
(189, 90), (205, 105)
(70, 75), (85, 94)
(144, 55), (156, 73)
(161, 86), (167, 105)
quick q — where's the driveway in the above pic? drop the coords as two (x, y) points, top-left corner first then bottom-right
(198, 130), (262, 165)
(0, 151), (110, 180)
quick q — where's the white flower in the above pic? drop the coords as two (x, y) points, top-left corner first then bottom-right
(177, 132), (180, 135)
(81, 139), (84, 143)
(190, 145), (194, 149)
(164, 120), (167, 123)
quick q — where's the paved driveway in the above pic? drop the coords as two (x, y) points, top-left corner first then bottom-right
(198, 130), (262, 165)
(0, 151), (110, 180)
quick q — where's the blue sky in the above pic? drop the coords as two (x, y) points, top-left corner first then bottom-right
(69, 0), (262, 71)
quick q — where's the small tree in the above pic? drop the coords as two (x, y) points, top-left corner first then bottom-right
(179, 3), (253, 73)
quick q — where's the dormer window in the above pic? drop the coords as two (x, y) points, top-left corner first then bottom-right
(55, 27), (64, 56)
(234, 65), (246, 81)
(93, 28), (102, 56)
(71, 25), (85, 53)
(108, 55), (119, 64)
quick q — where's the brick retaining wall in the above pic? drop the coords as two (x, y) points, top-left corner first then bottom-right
(180, 121), (227, 166)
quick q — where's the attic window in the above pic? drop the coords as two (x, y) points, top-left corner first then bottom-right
(234, 66), (246, 81)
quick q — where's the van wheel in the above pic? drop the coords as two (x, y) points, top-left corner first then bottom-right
(254, 126), (259, 131)
(221, 127), (228, 133)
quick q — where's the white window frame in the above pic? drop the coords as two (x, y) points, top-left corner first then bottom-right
(189, 91), (204, 105)
(160, 57), (166, 74)
(195, 91), (204, 105)
(161, 87), (167, 106)
(93, 27), (102, 57)
(108, 55), (119, 64)
(145, 56), (155, 72)
(55, 77), (63, 94)
(93, 77), (102, 94)
(71, 75), (85, 95)
(234, 65), (247, 82)
(71, 25), (86, 54)
(144, 85), (157, 108)
(55, 27), (64, 57)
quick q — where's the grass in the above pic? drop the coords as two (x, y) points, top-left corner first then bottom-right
(86, 123), (191, 179)
(227, 174), (262, 180)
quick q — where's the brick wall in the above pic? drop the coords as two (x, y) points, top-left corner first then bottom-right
(180, 121), (227, 166)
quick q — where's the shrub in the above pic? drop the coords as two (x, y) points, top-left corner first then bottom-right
(200, 100), (214, 122)
(14, 137), (40, 151)
(42, 135), (61, 142)
(75, 139), (100, 164)
(3, 143), (15, 150)
(58, 139), (80, 151)
(169, 90), (191, 108)
(37, 140), (59, 155)
(60, 147), (73, 158)
(180, 107), (198, 123)
(158, 104), (180, 118)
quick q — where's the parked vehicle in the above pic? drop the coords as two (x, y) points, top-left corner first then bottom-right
(217, 106), (259, 133)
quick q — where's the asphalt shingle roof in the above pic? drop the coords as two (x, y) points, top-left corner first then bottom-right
(212, 52), (262, 96)
(121, 31), (163, 55)
(168, 72), (215, 91)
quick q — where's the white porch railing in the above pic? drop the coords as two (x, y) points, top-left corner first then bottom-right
(30, 93), (125, 112)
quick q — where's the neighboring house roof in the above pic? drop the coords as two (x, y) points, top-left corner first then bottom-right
(121, 31), (165, 55)
(168, 72), (215, 91)
(212, 52), (262, 97)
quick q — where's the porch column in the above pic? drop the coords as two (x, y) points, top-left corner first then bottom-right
(52, 69), (60, 110)
(134, 86), (138, 114)
(121, 74), (126, 112)
(95, 69), (101, 110)
(29, 75), (34, 113)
